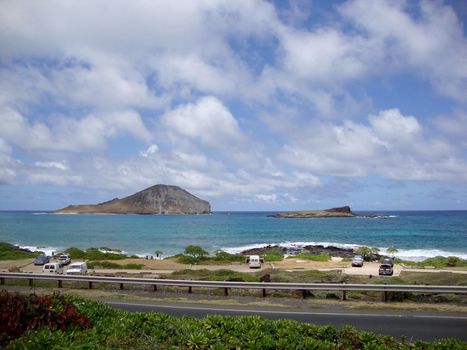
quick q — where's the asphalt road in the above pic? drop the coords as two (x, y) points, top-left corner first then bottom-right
(101, 299), (467, 341)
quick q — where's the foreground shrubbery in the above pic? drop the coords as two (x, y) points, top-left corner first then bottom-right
(4, 293), (465, 349)
(0, 292), (91, 347)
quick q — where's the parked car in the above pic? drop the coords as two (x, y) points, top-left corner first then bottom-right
(33, 255), (50, 265)
(57, 254), (71, 265)
(351, 255), (364, 267)
(42, 263), (64, 274)
(246, 255), (264, 269)
(379, 263), (393, 276)
(66, 262), (87, 275)
(381, 257), (394, 267)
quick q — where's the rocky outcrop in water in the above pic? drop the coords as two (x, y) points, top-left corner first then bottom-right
(268, 206), (356, 218)
(54, 184), (211, 215)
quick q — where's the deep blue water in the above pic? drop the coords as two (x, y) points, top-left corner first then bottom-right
(0, 211), (466, 261)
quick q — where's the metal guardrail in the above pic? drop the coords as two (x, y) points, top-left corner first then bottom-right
(1, 272), (466, 301)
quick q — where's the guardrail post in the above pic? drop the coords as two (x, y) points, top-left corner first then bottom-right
(28, 279), (33, 287)
(342, 290), (347, 301)
(58, 280), (62, 288)
(89, 281), (93, 289)
(120, 283), (124, 290)
(153, 285), (157, 291)
(188, 286), (192, 294)
(0, 277), (4, 285)
(224, 288), (229, 296)
(383, 291), (388, 302)
(262, 288), (266, 297)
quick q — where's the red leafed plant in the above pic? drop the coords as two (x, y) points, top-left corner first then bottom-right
(0, 290), (91, 346)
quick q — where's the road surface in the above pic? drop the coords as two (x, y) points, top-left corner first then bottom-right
(100, 298), (467, 341)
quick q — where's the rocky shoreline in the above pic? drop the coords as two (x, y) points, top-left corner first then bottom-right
(240, 244), (356, 258)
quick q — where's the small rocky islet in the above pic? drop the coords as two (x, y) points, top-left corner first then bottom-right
(268, 206), (357, 218)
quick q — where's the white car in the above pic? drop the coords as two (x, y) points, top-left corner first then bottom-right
(57, 254), (71, 265)
(42, 263), (64, 274)
(66, 262), (87, 275)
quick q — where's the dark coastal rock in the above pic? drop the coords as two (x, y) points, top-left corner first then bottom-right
(240, 244), (355, 258)
(240, 245), (287, 256)
(259, 274), (271, 282)
(303, 245), (355, 258)
(324, 206), (352, 214)
(54, 184), (211, 215)
(268, 206), (356, 218)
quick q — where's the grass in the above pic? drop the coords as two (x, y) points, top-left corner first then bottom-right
(171, 268), (259, 282)
(397, 256), (467, 269)
(87, 261), (145, 270)
(0, 242), (40, 260)
(288, 252), (331, 262)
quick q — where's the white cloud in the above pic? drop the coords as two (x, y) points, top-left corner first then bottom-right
(0, 138), (17, 184)
(0, 107), (152, 151)
(35, 161), (68, 171)
(280, 108), (467, 182)
(162, 96), (244, 149)
(255, 194), (277, 202)
(140, 144), (159, 158)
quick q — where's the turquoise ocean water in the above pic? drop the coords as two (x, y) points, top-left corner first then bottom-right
(0, 211), (466, 261)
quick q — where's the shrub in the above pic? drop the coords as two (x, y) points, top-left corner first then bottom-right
(290, 251), (331, 262)
(212, 250), (245, 263)
(64, 246), (86, 259)
(6, 294), (466, 349)
(0, 291), (91, 346)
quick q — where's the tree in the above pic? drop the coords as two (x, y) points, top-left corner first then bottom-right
(356, 246), (371, 257)
(387, 245), (398, 257)
(183, 245), (208, 261)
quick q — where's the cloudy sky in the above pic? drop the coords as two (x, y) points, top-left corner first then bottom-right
(1, 0), (467, 211)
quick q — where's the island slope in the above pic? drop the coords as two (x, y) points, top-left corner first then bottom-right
(54, 184), (211, 215)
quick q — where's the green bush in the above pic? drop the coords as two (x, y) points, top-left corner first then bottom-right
(6, 294), (466, 349)
(397, 256), (467, 269)
(0, 242), (40, 260)
(212, 250), (245, 263)
(262, 247), (284, 262)
(289, 251), (331, 262)
(87, 261), (144, 270)
(64, 246), (86, 259)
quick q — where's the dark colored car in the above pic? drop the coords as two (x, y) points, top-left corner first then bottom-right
(379, 263), (393, 276)
(381, 257), (394, 267)
(33, 255), (50, 265)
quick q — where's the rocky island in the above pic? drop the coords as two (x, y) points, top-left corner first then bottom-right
(268, 206), (356, 218)
(54, 184), (211, 215)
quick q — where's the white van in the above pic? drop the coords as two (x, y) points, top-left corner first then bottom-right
(246, 255), (264, 269)
(66, 262), (87, 275)
(42, 263), (64, 274)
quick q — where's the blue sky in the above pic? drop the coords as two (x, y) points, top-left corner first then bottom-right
(1, 0), (467, 211)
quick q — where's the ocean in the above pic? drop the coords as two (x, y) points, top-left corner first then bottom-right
(0, 211), (466, 261)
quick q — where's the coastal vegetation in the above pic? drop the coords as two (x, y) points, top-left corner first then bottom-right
(287, 251), (331, 262)
(0, 242), (40, 260)
(2, 292), (464, 349)
(397, 256), (467, 269)
(64, 247), (138, 261)
(86, 261), (145, 270)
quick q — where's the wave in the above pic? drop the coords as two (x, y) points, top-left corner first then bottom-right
(221, 241), (466, 261)
(16, 244), (60, 257)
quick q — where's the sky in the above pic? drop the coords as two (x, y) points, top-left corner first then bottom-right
(1, 0), (467, 211)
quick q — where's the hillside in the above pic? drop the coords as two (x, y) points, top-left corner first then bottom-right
(54, 185), (211, 215)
